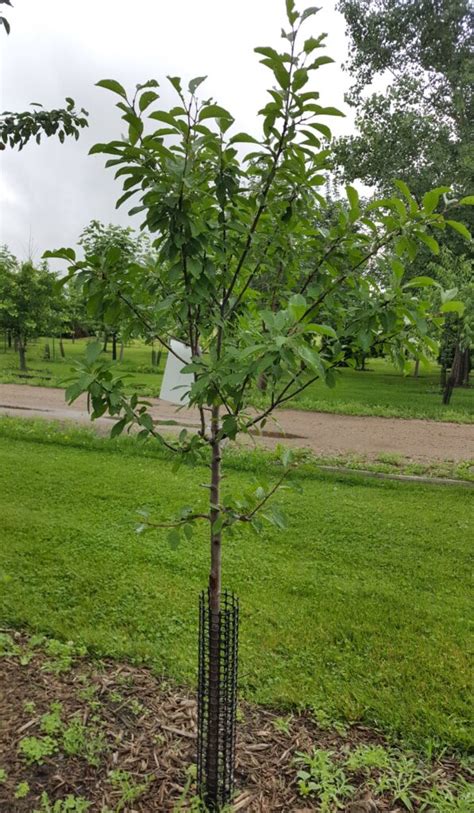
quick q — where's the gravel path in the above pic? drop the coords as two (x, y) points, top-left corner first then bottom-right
(0, 383), (473, 462)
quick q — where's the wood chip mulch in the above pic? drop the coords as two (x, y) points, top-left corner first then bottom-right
(0, 631), (466, 812)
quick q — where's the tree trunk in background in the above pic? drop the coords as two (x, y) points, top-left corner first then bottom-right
(18, 342), (27, 372)
(7, 330), (12, 349)
(206, 405), (222, 805)
(103, 332), (108, 352)
(59, 336), (65, 358)
(119, 341), (124, 362)
(440, 365), (447, 389)
(443, 344), (463, 404)
(461, 348), (470, 386)
(414, 359), (420, 378)
(112, 333), (117, 361)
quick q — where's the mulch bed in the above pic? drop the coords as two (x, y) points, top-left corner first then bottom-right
(0, 631), (466, 812)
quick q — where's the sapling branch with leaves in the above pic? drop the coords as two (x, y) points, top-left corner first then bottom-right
(45, 0), (471, 806)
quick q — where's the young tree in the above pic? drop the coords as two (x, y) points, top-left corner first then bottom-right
(45, 2), (469, 805)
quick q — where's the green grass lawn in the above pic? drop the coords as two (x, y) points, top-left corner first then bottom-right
(0, 337), (473, 423)
(0, 418), (472, 752)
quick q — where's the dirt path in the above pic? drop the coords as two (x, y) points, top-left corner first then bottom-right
(0, 383), (473, 462)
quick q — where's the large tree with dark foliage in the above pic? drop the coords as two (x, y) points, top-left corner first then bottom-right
(335, 0), (473, 397)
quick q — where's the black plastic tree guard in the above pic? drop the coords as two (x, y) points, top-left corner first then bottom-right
(197, 590), (239, 810)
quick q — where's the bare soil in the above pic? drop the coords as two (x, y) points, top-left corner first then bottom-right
(1, 384), (473, 462)
(0, 632), (466, 812)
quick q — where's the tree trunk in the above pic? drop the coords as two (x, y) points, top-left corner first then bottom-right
(413, 358), (420, 378)
(103, 332), (108, 352)
(443, 344), (464, 405)
(461, 348), (470, 386)
(119, 341), (124, 362)
(112, 333), (117, 361)
(7, 330), (12, 349)
(206, 404), (222, 805)
(18, 342), (27, 371)
(59, 336), (65, 359)
(440, 365), (447, 389)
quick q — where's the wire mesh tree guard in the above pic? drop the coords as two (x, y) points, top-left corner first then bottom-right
(197, 589), (239, 810)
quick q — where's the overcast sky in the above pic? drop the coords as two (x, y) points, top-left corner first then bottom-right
(0, 0), (355, 261)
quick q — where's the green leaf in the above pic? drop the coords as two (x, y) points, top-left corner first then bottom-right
(167, 76), (182, 94)
(188, 76), (207, 94)
(440, 301), (465, 315)
(229, 132), (259, 145)
(285, 0), (298, 24)
(446, 220), (471, 240)
(459, 196), (474, 205)
(199, 104), (233, 122)
(422, 187), (449, 214)
(391, 259), (405, 281)
(309, 55), (334, 68)
(110, 418), (127, 439)
(313, 105), (344, 117)
(403, 276), (438, 288)
(138, 91), (159, 112)
(167, 528), (181, 549)
(346, 185), (359, 213)
(301, 7), (320, 22)
(85, 341), (103, 364)
(43, 247), (76, 262)
(65, 383), (83, 403)
(96, 79), (127, 99)
(394, 180), (417, 212)
(297, 345), (325, 377)
(304, 323), (337, 338)
(292, 68), (308, 91)
(418, 233), (440, 254)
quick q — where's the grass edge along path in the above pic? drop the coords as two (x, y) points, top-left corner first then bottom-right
(0, 418), (472, 755)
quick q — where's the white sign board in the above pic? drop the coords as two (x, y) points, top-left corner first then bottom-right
(159, 340), (194, 405)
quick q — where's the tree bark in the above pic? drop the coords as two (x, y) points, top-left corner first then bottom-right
(18, 341), (27, 371)
(112, 333), (117, 361)
(206, 404), (222, 805)
(103, 332), (108, 352)
(59, 336), (65, 358)
(7, 330), (12, 349)
(461, 348), (470, 386)
(413, 358), (420, 378)
(443, 344), (463, 404)
(119, 340), (124, 362)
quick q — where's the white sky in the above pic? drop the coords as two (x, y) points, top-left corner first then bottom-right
(0, 0), (355, 261)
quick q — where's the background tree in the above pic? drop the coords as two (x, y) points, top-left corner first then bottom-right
(0, 252), (56, 370)
(45, 2), (469, 806)
(335, 0), (473, 395)
(78, 221), (151, 359)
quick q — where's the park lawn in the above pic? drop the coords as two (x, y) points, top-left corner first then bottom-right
(0, 336), (166, 396)
(0, 337), (473, 423)
(0, 420), (472, 753)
